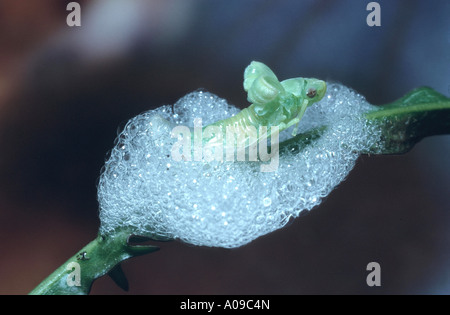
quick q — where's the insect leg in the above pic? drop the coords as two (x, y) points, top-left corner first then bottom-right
(287, 99), (309, 136)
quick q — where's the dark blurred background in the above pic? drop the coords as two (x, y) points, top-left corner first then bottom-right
(0, 0), (448, 295)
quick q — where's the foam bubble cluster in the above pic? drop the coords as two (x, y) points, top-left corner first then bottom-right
(97, 84), (381, 248)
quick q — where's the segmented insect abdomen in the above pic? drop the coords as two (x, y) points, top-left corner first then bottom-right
(219, 105), (261, 134)
(222, 106), (260, 134)
(202, 105), (262, 149)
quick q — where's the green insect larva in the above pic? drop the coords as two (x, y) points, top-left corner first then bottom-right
(204, 61), (327, 148)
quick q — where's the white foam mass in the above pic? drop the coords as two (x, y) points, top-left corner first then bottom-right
(97, 83), (381, 248)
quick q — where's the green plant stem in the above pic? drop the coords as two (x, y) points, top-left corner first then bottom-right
(29, 231), (159, 295)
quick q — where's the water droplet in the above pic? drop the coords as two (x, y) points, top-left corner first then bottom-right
(263, 197), (272, 207)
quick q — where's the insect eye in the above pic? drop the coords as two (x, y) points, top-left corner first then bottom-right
(307, 88), (317, 98)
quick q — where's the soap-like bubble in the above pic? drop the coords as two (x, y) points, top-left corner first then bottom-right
(97, 84), (381, 248)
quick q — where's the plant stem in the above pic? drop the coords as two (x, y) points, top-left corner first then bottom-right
(29, 231), (159, 295)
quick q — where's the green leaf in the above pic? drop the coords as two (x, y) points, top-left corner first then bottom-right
(278, 87), (450, 155)
(364, 86), (450, 154)
(279, 125), (326, 154)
